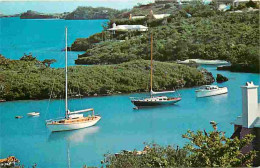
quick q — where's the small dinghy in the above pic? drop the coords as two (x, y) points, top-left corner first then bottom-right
(27, 112), (40, 116)
(195, 85), (228, 98)
(15, 116), (23, 119)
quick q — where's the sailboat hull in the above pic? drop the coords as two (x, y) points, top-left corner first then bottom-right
(131, 98), (181, 107)
(46, 116), (101, 132)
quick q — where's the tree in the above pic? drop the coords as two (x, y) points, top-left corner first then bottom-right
(182, 122), (257, 167)
(246, 0), (258, 8)
(103, 123), (257, 167)
(20, 53), (36, 61)
(42, 59), (57, 67)
(103, 144), (189, 168)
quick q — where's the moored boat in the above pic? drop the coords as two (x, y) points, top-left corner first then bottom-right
(15, 116), (23, 119)
(195, 85), (228, 98)
(46, 28), (101, 132)
(130, 34), (181, 107)
(27, 112), (40, 116)
(131, 96), (181, 107)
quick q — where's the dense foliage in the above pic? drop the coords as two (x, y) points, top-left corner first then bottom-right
(103, 124), (257, 167)
(0, 55), (212, 101)
(74, 3), (259, 73)
(64, 6), (124, 20)
(117, 2), (177, 18)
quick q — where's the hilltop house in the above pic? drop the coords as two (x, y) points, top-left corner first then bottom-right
(129, 10), (171, 20)
(108, 23), (148, 32)
(231, 81), (259, 165)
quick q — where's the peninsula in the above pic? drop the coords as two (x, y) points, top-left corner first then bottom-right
(0, 54), (213, 101)
(19, 7), (124, 20)
(20, 10), (67, 19)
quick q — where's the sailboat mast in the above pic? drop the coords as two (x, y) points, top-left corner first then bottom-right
(150, 34), (153, 97)
(65, 27), (68, 119)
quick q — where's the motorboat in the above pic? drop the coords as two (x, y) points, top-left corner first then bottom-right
(27, 112), (40, 116)
(195, 85), (228, 98)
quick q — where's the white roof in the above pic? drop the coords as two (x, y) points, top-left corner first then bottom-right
(232, 109), (260, 128)
(153, 14), (171, 19)
(132, 16), (146, 20)
(232, 116), (242, 125)
(108, 25), (148, 31)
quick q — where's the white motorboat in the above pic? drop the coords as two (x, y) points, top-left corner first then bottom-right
(196, 85), (228, 98)
(27, 112), (40, 116)
(46, 28), (101, 132)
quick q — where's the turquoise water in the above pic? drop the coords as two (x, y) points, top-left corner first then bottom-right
(0, 17), (107, 67)
(0, 17), (260, 167)
(0, 65), (259, 167)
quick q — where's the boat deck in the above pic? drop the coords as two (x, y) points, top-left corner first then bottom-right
(47, 116), (100, 125)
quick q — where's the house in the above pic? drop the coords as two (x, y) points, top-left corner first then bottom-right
(108, 23), (148, 32)
(231, 81), (260, 165)
(129, 10), (171, 20)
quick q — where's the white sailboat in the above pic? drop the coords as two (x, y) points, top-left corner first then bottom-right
(46, 28), (101, 132)
(130, 34), (181, 107)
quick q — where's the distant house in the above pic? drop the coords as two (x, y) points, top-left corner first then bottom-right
(108, 23), (148, 32)
(129, 14), (146, 20)
(129, 10), (171, 20)
(153, 14), (171, 19)
(231, 81), (259, 165)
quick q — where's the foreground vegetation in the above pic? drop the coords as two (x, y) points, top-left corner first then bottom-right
(73, 2), (259, 73)
(102, 124), (258, 167)
(0, 55), (213, 101)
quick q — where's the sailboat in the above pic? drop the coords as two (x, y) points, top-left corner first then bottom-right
(130, 34), (181, 107)
(46, 28), (101, 132)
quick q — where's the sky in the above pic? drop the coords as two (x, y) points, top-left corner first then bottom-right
(0, 0), (154, 15)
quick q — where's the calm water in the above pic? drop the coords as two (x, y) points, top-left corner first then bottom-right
(0, 65), (259, 167)
(0, 17), (260, 167)
(0, 17), (107, 67)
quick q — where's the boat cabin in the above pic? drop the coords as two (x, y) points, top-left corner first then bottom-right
(200, 85), (219, 90)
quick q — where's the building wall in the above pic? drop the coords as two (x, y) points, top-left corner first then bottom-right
(242, 86), (259, 128)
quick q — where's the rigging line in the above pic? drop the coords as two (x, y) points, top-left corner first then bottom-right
(44, 44), (65, 119)
(58, 93), (63, 118)
(76, 77), (84, 110)
(44, 77), (56, 119)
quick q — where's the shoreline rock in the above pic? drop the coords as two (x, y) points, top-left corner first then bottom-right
(216, 74), (228, 83)
(217, 64), (259, 73)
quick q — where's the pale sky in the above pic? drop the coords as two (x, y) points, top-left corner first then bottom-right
(0, 0), (154, 15)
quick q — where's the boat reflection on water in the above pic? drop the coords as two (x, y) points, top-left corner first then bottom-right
(48, 126), (100, 168)
(48, 126), (100, 143)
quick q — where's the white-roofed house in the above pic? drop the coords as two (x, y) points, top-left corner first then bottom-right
(108, 23), (148, 32)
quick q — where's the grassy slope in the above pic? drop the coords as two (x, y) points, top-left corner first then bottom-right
(74, 4), (259, 73)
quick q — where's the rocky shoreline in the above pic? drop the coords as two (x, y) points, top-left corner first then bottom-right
(217, 64), (259, 73)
